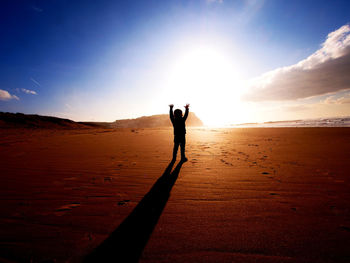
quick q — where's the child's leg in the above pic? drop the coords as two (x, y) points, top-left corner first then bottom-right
(180, 137), (186, 159)
(173, 141), (180, 160)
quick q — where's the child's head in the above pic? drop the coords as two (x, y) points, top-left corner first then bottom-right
(174, 109), (183, 119)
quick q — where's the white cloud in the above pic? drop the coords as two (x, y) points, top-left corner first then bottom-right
(323, 93), (350, 104)
(21, 88), (37, 95)
(244, 24), (350, 101)
(0, 89), (19, 101)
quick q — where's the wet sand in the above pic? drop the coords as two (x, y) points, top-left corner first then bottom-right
(0, 128), (350, 262)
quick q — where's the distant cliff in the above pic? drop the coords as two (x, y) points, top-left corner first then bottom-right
(0, 112), (91, 129)
(112, 112), (203, 128)
(0, 112), (203, 129)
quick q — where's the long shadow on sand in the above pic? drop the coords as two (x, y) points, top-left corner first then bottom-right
(84, 160), (184, 263)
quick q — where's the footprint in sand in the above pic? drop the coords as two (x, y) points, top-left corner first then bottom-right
(220, 159), (233, 166)
(340, 226), (350, 232)
(64, 176), (77, 181)
(118, 200), (130, 206)
(104, 176), (112, 182)
(55, 202), (80, 216)
(84, 232), (94, 242)
(115, 164), (123, 170)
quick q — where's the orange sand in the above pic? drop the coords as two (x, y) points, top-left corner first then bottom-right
(0, 128), (350, 262)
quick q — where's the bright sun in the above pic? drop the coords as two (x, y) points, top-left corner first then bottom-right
(164, 46), (248, 126)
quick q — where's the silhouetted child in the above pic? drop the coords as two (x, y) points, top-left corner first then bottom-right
(169, 104), (189, 162)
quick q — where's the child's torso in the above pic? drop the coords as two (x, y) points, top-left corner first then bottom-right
(173, 118), (186, 135)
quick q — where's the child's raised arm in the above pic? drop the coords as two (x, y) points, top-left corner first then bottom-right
(183, 104), (190, 121)
(169, 104), (174, 123)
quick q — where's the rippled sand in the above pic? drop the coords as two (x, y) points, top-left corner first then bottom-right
(1, 128), (350, 262)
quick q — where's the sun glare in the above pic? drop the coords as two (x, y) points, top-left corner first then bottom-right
(164, 46), (247, 126)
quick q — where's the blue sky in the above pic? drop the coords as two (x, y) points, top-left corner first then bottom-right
(1, 0), (350, 124)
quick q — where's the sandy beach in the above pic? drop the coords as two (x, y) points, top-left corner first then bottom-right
(1, 127), (350, 262)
